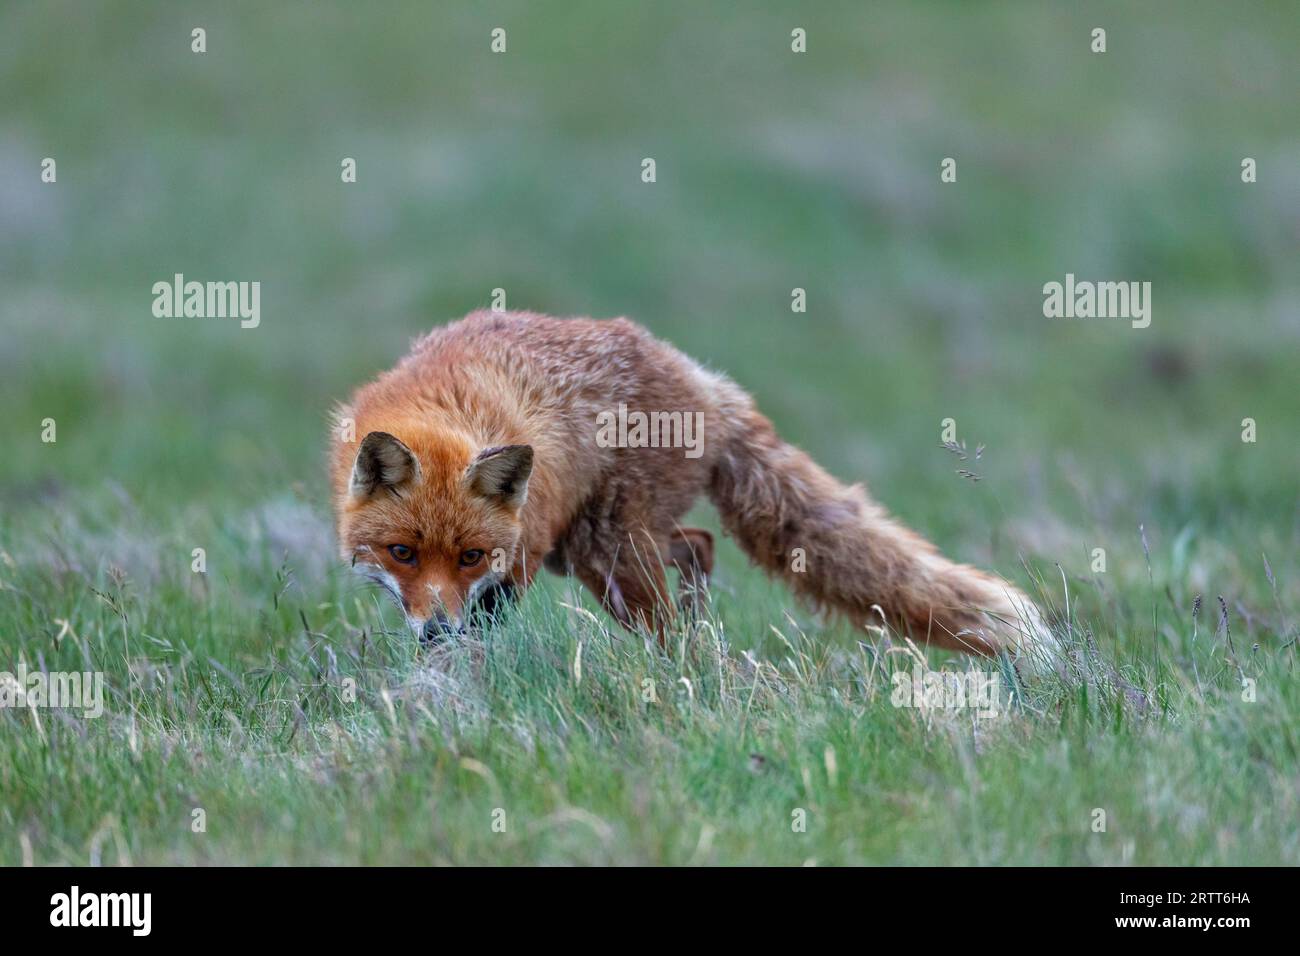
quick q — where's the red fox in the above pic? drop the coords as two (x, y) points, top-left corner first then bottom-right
(331, 311), (1058, 670)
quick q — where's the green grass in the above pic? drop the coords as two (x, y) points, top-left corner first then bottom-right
(2, 1), (1298, 864)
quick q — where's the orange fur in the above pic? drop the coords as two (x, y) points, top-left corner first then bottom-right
(330, 310), (1057, 667)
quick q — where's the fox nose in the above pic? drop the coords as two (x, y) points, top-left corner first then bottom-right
(421, 611), (464, 645)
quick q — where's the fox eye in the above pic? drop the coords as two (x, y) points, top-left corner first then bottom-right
(388, 544), (416, 564)
(459, 549), (485, 568)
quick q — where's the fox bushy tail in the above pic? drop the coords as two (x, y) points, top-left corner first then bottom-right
(710, 412), (1058, 670)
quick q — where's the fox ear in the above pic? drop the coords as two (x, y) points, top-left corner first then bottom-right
(467, 444), (533, 509)
(349, 432), (421, 498)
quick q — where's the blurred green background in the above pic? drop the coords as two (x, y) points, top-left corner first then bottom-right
(1, 1), (1298, 864)
(4, 2), (1296, 567)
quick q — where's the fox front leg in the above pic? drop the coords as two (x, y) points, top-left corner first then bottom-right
(668, 527), (714, 617)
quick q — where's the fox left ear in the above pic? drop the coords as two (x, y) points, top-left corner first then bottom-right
(349, 431), (421, 498)
(467, 444), (533, 509)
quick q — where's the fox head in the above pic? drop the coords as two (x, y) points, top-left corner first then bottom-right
(337, 429), (533, 642)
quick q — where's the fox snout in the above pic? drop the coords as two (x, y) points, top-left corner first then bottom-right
(413, 579), (520, 643)
(419, 610), (465, 645)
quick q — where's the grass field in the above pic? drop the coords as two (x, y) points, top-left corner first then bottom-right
(2, 2), (1298, 865)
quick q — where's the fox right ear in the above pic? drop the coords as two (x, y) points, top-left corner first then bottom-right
(466, 444), (533, 510)
(349, 431), (421, 498)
